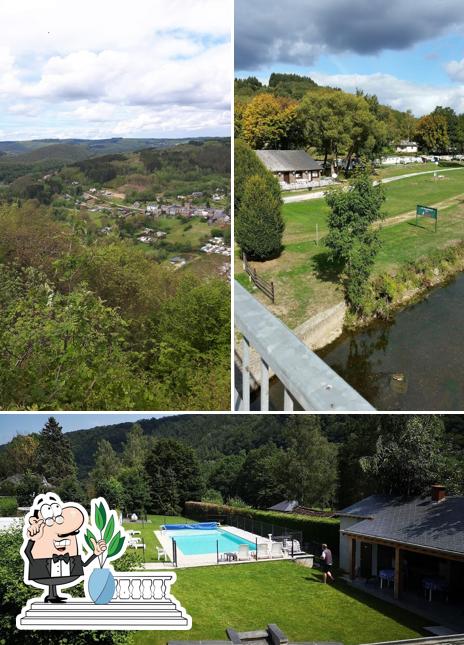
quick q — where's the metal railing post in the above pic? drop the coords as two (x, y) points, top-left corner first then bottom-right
(241, 336), (250, 410)
(260, 358), (269, 411)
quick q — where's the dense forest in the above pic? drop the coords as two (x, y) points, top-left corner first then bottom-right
(1, 415), (462, 516)
(0, 140), (231, 411)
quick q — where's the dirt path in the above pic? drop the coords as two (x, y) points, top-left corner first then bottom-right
(377, 193), (464, 229)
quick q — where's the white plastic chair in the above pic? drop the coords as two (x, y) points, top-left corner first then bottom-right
(157, 546), (167, 561)
(271, 542), (283, 558)
(238, 544), (250, 561)
(256, 543), (269, 559)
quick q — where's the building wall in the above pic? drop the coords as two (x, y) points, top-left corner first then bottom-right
(339, 517), (361, 572)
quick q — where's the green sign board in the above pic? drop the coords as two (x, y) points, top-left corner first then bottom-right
(416, 204), (438, 231)
(416, 204), (438, 219)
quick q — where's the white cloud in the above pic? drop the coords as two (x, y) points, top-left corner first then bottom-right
(310, 71), (464, 116)
(446, 58), (464, 83)
(0, 0), (231, 139)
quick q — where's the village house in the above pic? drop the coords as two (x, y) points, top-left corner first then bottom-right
(256, 149), (322, 186)
(145, 203), (159, 215)
(395, 140), (419, 153)
(336, 485), (464, 605)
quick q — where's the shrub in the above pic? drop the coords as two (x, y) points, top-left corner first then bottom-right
(235, 174), (284, 260)
(0, 497), (17, 516)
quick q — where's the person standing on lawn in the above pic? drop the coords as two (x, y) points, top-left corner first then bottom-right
(321, 543), (334, 583)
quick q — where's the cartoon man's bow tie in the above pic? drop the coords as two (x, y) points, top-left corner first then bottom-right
(52, 554), (70, 564)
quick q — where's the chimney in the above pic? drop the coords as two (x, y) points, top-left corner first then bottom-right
(431, 484), (446, 503)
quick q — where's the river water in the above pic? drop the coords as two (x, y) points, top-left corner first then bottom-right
(257, 273), (464, 411)
(318, 273), (464, 410)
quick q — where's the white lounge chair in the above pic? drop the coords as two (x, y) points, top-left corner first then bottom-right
(256, 543), (269, 559)
(271, 542), (283, 558)
(238, 544), (250, 561)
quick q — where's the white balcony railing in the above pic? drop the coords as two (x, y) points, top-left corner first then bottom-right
(234, 281), (375, 411)
(17, 572), (192, 631)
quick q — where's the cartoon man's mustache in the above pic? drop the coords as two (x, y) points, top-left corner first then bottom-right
(57, 529), (80, 538)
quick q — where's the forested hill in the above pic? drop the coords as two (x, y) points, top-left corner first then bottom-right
(60, 414), (464, 479)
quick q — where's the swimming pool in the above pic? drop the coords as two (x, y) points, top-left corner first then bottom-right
(166, 528), (257, 556)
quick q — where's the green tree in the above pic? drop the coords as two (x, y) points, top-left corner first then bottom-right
(235, 443), (287, 508)
(145, 439), (205, 514)
(95, 476), (125, 509)
(90, 439), (121, 492)
(235, 173), (284, 260)
(36, 417), (77, 487)
(118, 466), (151, 515)
(16, 471), (48, 507)
(122, 423), (149, 469)
(282, 417), (338, 508)
(415, 113), (450, 153)
(325, 169), (385, 311)
(241, 93), (304, 149)
(360, 415), (446, 496)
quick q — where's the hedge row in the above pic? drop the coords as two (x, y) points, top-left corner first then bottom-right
(184, 501), (340, 556)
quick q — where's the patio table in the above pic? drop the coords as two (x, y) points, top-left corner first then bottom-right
(224, 552), (238, 562)
(379, 569), (395, 589)
(422, 576), (448, 602)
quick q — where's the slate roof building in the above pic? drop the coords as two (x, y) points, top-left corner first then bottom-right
(336, 485), (464, 600)
(256, 150), (322, 185)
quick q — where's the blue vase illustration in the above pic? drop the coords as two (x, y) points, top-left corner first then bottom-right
(88, 567), (116, 604)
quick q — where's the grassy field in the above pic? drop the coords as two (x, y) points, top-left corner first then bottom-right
(375, 161), (447, 179)
(122, 514), (194, 562)
(235, 169), (464, 327)
(133, 561), (427, 645)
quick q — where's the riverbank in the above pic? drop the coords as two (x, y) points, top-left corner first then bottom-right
(346, 240), (464, 329)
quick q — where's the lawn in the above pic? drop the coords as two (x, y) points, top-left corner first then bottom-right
(235, 169), (464, 328)
(133, 561), (427, 645)
(376, 200), (464, 271)
(123, 514), (194, 562)
(381, 168), (464, 218)
(375, 161), (454, 179)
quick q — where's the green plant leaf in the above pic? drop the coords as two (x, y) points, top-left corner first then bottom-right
(84, 528), (96, 552)
(95, 502), (106, 531)
(110, 535), (125, 559)
(107, 530), (121, 557)
(103, 514), (115, 544)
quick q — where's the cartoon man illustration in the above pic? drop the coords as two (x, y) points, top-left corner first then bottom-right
(22, 493), (106, 603)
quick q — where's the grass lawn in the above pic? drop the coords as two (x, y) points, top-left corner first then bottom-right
(381, 169), (464, 218)
(123, 514), (194, 562)
(153, 216), (213, 248)
(376, 200), (464, 271)
(133, 561), (427, 645)
(375, 161), (456, 179)
(235, 169), (464, 328)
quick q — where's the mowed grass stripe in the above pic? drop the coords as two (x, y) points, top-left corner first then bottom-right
(133, 561), (426, 645)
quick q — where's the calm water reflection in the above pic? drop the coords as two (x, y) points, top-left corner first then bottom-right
(318, 273), (464, 410)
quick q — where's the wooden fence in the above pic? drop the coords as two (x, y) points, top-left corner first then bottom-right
(243, 255), (275, 303)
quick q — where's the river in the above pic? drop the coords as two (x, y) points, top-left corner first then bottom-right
(318, 273), (464, 410)
(257, 273), (464, 411)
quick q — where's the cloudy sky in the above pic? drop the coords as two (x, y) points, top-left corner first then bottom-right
(0, 0), (231, 140)
(235, 0), (464, 116)
(0, 413), (170, 443)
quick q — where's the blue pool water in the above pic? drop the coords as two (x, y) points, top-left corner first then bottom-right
(166, 528), (257, 555)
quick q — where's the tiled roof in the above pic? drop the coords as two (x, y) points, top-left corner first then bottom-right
(338, 494), (464, 555)
(256, 149), (322, 172)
